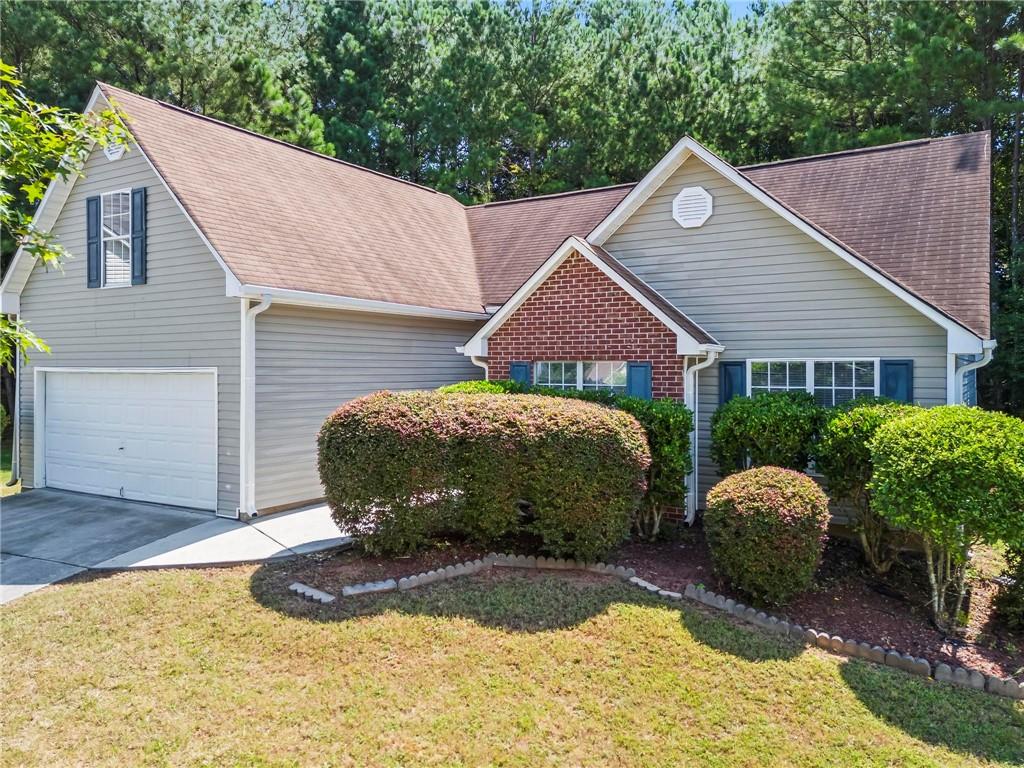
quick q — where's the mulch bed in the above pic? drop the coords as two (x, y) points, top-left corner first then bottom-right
(265, 527), (1022, 679)
(613, 526), (1024, 679)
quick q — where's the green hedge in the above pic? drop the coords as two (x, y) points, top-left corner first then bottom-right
(994, 545), (1024, 633)
(439, 379), (693, 538)
(814, 399), (921, 573)
(704, 466), (830, 606)
(869, 406), (1024, 631)
(318, 391), (650, 559)
(709, 391), (823, 475)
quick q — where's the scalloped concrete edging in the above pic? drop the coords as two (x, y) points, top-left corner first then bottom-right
(286, 554), (1021, 702)
(677, 583), (1023, 702)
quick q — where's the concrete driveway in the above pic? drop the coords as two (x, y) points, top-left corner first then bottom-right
(1, 489), (350, 604)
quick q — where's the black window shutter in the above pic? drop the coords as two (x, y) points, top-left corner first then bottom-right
(719, 360), (746, 404)
(131, 187), (147, 285)
(86, 195), (101, 288)
(880, 359), (913, 403)
(626, 362), (652, 399)
(508, 361), (530, 385)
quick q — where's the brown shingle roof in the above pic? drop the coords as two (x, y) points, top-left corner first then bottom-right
(742, 133), (991, 337)
(466, 186), (633, 306)
(101, 83), (484, 313)
(101, 83), (989, 336)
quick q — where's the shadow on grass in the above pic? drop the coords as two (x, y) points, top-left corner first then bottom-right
(840, 658), (1024, 764)
(676, 608), (803, 662)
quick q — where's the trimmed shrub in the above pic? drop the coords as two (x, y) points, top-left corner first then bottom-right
(709, 391), (823, 475)
(994, 545), (1024, 633)
(318, 391), (650, 559)
(870, 406), (1024, 631)
(814, 399), (922, 574)
(437, 380), (694, 540)
(704, 466), (830, 605)
(437, 379), (526, 395)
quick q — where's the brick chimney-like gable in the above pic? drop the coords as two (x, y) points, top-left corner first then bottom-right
(486, 249), (684, 399)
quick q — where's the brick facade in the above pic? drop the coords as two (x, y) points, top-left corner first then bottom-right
(486, 250), (684, 399)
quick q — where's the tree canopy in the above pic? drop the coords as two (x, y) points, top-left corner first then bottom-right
(1, 0), (1021, 410)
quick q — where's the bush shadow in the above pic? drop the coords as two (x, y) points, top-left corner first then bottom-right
(676, 605), (804, 662)
(839, 657), (1024, 764)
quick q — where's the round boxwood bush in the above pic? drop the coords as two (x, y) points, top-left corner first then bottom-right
(710, 391), (823, 476)
(704, 466), (830, 605)
(318, 391), (650, 559)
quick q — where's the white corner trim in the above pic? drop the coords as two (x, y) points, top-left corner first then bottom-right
(461, 236), (715, 357)
(237, 284), (490, 321)
(587, 135), (985, 354)
(683, 349), (720, 523)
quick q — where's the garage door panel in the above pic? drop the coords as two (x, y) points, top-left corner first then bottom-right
(43, 371), (217, 510)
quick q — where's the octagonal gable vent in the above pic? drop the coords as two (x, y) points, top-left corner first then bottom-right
(103, 143), (126, 162)
(673, 186), (712, 228)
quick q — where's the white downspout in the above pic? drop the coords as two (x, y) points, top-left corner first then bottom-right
(469, 355), (489, 378)
(239, 294), (272, 519)
(953, 339), (997, 404)
(683, 345), (723, 523)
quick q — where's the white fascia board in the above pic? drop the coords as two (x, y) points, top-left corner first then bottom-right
(461, 235), (713, 357)
(237, 284), (489, 321)
(588, 135), (986, 354)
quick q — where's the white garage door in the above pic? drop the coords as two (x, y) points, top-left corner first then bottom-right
(42, 370), (217, 510)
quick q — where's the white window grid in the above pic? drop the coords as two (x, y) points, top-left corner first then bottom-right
(747, 358), (880, 406)
(534, 361), (628, 393)
(101, 189), (132, 288)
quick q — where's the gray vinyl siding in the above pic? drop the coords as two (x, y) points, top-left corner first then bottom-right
(604, 155), (949, 507)
(254, 305), (482, 510)
(17, 144), (240, 514)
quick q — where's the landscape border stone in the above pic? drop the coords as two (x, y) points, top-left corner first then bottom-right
(288, 552), (1022, 701)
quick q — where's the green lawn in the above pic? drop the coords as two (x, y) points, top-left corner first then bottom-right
(1, 566), (1021, 767)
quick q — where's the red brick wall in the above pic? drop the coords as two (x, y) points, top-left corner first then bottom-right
(486, 250), (684, 399)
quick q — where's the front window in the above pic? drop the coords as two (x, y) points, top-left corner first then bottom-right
(535, 361), (627, 394)
(749, 359), (878, 404)
(102, 190), (132, 287)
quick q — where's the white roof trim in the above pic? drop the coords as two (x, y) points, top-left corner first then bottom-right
(1, 85), (242, 309)
(461, 235), (715, 357)
(588, 136), (986, 354)
(238, 284), (489, 321)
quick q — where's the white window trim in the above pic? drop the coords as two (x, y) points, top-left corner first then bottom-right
(100, 188), (132, 289)
(534, 361), (628, 392)
(746, 357), (881, 401)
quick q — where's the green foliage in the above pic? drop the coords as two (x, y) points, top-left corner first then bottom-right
(709, 392), (823, 475)
(0, 401), (8, 433)
(869, 406), (1024, 630)
(317, 391), (650, 559)
(0, 60), (127, 371)
(436, 379), (526, 394)
(993, 544), (1024, 633)
(814, 399), (921, 573)
(704, 466), (830, 606)
(438, 380), (694, 539)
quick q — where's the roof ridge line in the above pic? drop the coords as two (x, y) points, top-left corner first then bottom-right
(739, 131), (990, 171)
(97, 82), (452, 199)
(466, 183), (637, 208)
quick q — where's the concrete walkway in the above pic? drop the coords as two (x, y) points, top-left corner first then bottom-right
(1, 489), (350, 604)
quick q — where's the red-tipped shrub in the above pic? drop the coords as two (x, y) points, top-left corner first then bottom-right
(318, 391), (650, 559)
(704, 466), (829, 606)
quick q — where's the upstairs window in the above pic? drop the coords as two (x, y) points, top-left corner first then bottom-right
(101, 190), (132, 287)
